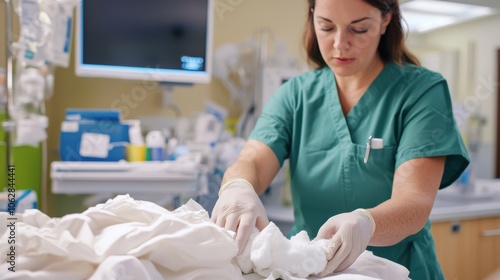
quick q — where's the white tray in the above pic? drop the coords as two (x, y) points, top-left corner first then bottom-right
(50, 161), (203, 195)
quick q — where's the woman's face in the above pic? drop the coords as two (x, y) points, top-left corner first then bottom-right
(313, 0), (391, 77)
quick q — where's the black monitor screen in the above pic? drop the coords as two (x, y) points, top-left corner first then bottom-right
(76, 0), (213, 83)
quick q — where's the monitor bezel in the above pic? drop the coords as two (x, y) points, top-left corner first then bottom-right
(74, 0), (214, 84)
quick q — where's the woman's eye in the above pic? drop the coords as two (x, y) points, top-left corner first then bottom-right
(321, 27), (334, 32)
(352, 28), (368, 34)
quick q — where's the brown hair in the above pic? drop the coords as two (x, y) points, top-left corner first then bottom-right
(304, 0), (420, 69)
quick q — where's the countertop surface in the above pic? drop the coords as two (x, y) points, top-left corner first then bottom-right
(430, 179), (500, 222)
(266, 179), (500, 224)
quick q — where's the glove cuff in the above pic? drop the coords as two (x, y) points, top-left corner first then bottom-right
(218, 178), (254, 197)
(354, 208), (376, 236)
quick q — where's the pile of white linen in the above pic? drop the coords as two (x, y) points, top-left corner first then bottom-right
(0, 195), (410, 280)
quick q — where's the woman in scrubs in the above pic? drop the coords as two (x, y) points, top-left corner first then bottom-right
(212, 0), (469, 278)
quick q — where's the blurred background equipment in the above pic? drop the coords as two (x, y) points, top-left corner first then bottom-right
(213, 29), (306, 138)
(1, 0), (80, 213)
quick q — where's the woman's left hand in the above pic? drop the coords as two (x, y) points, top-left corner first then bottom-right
(316, 209), (376, 276)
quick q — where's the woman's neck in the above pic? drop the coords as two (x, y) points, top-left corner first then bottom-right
(335, 57), (385, 116)
(335, 57), (385, 94)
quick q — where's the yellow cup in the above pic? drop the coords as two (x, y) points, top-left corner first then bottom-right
(127, 145), (146, 162)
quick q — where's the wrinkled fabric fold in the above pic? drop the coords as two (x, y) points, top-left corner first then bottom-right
(0, 195), (242, 280)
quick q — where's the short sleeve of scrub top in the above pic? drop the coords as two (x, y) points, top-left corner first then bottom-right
(394, 69), (469, 188)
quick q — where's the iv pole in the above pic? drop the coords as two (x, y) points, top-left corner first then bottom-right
(3, 0), (48, 213)
(3, 0), (15, 169)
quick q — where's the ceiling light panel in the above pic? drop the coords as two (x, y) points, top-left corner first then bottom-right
(401, 0), (496, 33)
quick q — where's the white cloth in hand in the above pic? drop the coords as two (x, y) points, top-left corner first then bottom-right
(237, 222), (328, 278)
(238, 222), (409, 280)
(317, 209), (375, 276)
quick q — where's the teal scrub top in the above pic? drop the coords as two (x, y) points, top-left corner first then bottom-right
(249, 62), (469, 280)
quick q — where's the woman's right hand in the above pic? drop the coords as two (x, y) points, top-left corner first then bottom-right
(211, 178), (269, 254)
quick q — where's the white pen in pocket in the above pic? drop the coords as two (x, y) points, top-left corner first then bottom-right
(364, 136), (384, 164)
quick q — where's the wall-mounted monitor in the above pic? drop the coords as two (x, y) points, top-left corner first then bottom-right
(75, 0), (213, 84)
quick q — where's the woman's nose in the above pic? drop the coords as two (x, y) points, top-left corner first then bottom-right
(333, 32), (350, 50)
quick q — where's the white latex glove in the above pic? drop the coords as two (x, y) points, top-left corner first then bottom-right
(211, 178), (269, 254)
(316, 209), (376, 277)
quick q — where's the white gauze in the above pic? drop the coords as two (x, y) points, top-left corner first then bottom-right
(237, 222), (329, 278)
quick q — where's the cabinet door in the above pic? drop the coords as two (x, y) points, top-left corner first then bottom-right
(432, 217), (500, 280)
(478, 217), (500, 279)
(431, 220), (479, 280)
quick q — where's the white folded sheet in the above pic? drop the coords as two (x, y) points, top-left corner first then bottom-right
(0, 195), (410, 280)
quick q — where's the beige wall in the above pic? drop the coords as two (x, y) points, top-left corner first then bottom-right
(0, 2), (5, 67)
(418, 15), (500, 142)
(1, 1), (309, 215)
(408, 14), (500, 178)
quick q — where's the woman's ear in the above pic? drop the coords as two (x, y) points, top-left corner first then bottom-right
(382, 11), (392, 31)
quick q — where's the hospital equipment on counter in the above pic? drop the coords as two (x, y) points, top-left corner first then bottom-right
(55, 110), (212, 208)
(125, 119), (146, 162)
(54, 111), (214, 206)
(145, 130), (166, 161)
(52, 110), (235, 211)
(126, 144), (146, 162)
(60, 109), (131, 162)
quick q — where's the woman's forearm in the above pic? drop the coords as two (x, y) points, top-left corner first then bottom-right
(221, 140), (281, 195)
(368, 193), (434, 246)
(222, 160), (263, 193)
(367, 156), (445, 246)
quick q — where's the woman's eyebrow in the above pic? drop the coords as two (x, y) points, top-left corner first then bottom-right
(316, 16), (333, 23)
(351, 17), (370, 24)
(315, 16), (371, 24)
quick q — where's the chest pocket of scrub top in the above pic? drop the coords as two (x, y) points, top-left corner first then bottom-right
(347, 144), (397, 207)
